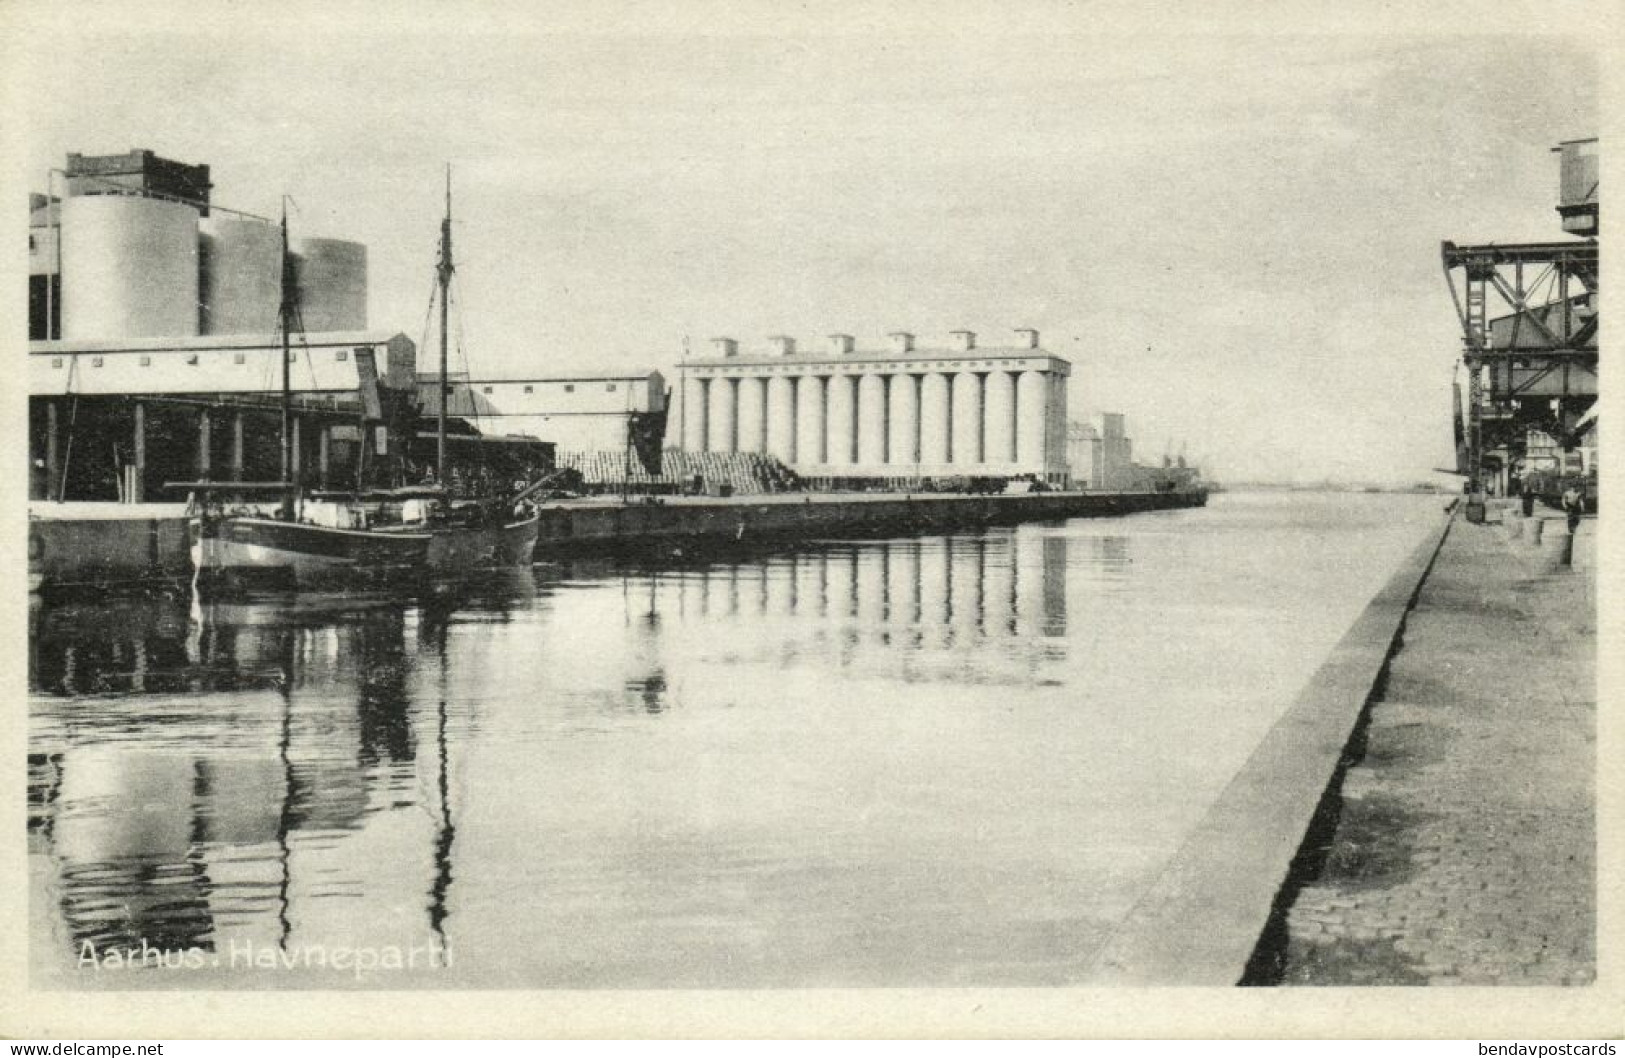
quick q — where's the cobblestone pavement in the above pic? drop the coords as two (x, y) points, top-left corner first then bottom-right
(1276, 514), (1595, 985)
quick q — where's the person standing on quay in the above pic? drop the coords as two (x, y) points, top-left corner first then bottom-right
(1562, 483), (1584, 535)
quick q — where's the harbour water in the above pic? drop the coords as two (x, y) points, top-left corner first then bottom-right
(28, 490), (1447, 988)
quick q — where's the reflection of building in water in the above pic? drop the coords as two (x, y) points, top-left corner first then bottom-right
(29, 595), (451, 967)
(640, 533), (1076, 685)
(732, 536), (1067, 637)
(30, 598), (196, 697)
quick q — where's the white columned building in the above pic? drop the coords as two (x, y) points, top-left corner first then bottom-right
(676, 328), (1071, 485)
(795, 372), (826, 465)
(736, 375), (767, 454)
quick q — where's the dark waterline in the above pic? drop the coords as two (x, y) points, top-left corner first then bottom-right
(28, 490), (1446, 988)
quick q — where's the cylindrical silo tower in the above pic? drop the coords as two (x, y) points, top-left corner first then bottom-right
(795, 375), (826, 464)
(766, 376), (797, 462)
(295, 237), (368, 332)
(951, 371), (983, 465)
(919, 373), (952, 466)
(199, 216), (281, 335)
(887, 373), (920, 466)
(61, 195), (200, 340)
(825, 375), (857, 466)
(1017, 371), (1049, 468)
(707, 377), (737, 453)
(983, 370), (1016, 465)
(857, 374), (888, 466)
(736, 377), (767, 454)
(683, 377), (709, 452)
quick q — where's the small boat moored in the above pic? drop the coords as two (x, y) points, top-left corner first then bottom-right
(183, 483), (432, 591)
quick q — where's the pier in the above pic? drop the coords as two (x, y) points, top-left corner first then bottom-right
(1080, 500), (1598, 990)
(28, 487), (1206, 592)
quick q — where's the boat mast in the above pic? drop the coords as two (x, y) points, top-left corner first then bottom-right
(436, 166), (454, 485)
(279, 200), (295, 515)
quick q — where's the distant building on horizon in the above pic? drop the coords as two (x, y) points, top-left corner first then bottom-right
(1067, 412), (1134, 490)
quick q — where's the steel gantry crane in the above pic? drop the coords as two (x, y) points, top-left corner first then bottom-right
(1440, 138), (1598, 498)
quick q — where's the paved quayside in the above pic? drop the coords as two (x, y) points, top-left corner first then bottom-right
(1264, 509), (1597, 985)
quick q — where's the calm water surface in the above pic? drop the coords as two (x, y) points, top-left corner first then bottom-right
(28, 491), (1446, 987)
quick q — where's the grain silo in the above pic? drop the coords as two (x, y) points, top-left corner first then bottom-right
(60, 195), (200, 340)
(199, 216), (282, 335)
(295, 237), (368, 332)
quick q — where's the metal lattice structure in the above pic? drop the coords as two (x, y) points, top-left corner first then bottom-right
(1440, 237), (1598, 489)
(1441, 138), (1598, 492)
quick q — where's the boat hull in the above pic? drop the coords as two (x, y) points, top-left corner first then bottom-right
(191, 516), (432, 591)
(422, 512), (540, 573)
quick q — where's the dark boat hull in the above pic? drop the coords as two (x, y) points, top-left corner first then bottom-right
(421, 512), (541, 573)
(191, 516), (432, 590)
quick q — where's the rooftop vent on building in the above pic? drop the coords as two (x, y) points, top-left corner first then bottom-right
(888, 332), (915, 354)
(712, 337), (739, 358)
(949, 330), (976, 352)
(828, 333), (855, 355)
(1014, 328), (1040, 349)
(770, 335), (797, 356)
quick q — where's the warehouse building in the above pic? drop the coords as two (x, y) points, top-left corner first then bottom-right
(677, 329), (1071, 487)
(418, 370), (668, 452)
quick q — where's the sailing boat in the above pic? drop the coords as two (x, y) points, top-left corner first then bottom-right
(380, 169), (541, 573)
(184, 206), (432, 591)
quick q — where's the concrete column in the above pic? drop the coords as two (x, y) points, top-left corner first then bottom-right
(45, 400), (60, 501)
(983, 370), (1016, 465)
(231, 411), (245, 480)
(826, 374), (857, 466)
(131, 400), (146, 503)
(707, 377), (736, 454)
(736, 376), (767, 454)
(197, 410), (212, 481)
(919, 373), (951, 466)
(1017, 370), (1048, 468)
(857, 373), (888, 466)
(682, 376), (709, 452)
(887, 373), (919, 467)
(795, 375), (825, 465)
(951, 371), (983, 465)
(766, 376), (797, 463)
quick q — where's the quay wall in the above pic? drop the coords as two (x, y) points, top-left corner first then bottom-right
(28, 489), (1205, 591)
(537, 490), (1201, 553)
(1083, 500), (1458, 985)
(28, 507), (191, 591)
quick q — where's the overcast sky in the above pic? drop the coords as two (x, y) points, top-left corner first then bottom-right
(10, 3), (1599, 483)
